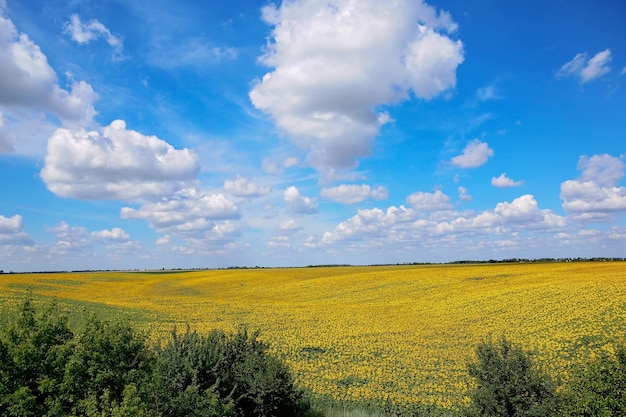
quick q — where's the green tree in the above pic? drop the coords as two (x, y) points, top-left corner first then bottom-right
(218, 328), (305, 417)
(0, 298), (310, 417)
(0, 298), (73, 417)
(152, 326), (308, 417)
(464, 336), (559, 417)
(151, 327), (233, 417)
(562, 344), (626, 416)
(62, 314), (155, 417)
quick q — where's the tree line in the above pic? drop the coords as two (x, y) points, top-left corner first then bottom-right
(0, 298), (625, 416)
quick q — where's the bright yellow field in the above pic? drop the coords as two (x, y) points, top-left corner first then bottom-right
(1, 262), (625, 410)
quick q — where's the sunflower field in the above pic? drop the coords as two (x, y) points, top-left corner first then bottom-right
(1, 261), (625, 412)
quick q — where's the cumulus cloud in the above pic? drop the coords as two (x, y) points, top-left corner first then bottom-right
(121, 188), (239, 227)
(322, 194), (565, 247)
(458, 186), (472, 202)
(560, 154), (626, 221)
(492, 173), (522, 188)
(49, 221), (91, 253)
(91, 227), (130, 242)
(156, 235), (171, 245)
(224, 175), (271, 198)
(48, 222), (137, 259)
(557, 49), (612, 83)
(320, 184), (388, 204)
(0, 214), (32, 245)
(64, 14), (124, 60)
(250, 0), (463, 172)
(284, 186), (318, 214)
(406, 190), (452, 211)
(0, 9), (97, 155)
(40, 120), (200, 201)
(322, 205), (416, 243)
(0, 11), (97, 123)
(451, 139), (493, 168)
(262, 157), (299, 174)
(121, 188), (241, 246)
(278, 219), (300, 232)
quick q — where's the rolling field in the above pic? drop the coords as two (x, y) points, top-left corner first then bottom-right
(1, 262), (625, 412)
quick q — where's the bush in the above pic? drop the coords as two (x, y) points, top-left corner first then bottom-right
(150, 327), (233, 417)
(0, 298), (310, 417)
(62, 314), (155, 416)
(562, 344), (626, 416)
(152, 326), (308, 417)
(464, 335), (559, 417)
(0, 299), (73, 416)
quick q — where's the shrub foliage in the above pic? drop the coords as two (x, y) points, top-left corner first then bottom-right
(464, 336), (559, 417)
(0, 298), (309, 417)
(561, 344), (626, 416)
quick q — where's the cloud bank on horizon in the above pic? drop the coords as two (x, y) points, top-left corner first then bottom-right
(0, 0), (625, 271)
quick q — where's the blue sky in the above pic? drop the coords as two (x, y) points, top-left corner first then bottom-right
(1, 0), (625, 271)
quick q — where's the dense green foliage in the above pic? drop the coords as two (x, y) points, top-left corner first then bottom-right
(561, 344), (626, 417)
(464, 336), (626, 417)
(152, 326), (307, 417)
(0, 299), (310, 417)
(464, 336), (559, 417)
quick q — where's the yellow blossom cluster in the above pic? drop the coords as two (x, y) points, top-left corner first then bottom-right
(0, 262), (625, 410)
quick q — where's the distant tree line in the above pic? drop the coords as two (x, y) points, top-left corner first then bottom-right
(449, 257), (626, 264)
(2, 257), (625, 274)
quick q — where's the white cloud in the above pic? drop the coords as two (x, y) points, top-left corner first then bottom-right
(491, 173), (522, 188)
(458, 186), (472, 202)
(557, 49), (612, 83)
(284, 186), (318, 215)
(224, 175), (271, 198)
(121, 189), (240, 227)
(278, 219), (300, 232)
(40, 120), (200, 201)
(46, 221), (141, 261)
(406, 190), (452, 211)
(322, 194), (566, 249)
(250, 0), (463, 172)
(0, 214), (32, 245)
(49, 221), (91, 254)
(451, 139), (493, 168)
(148, 37), (237, 69)
(476, 84), (501, 101)
(322, 205), (416, 244)
(560, 154), (626, 220)
(156, 235), (171, 246)
(320, 184), (388, 204)
(0, 11), (97, 122)
(262, 156), (300, 174)
(121, 188), (241, 247)
(91, 227), (130, 242)
(64, 14), (124, 60)
(0, 9), (97, 155)
(0, 110), (11, 152)
(492, 195), (546, 224)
